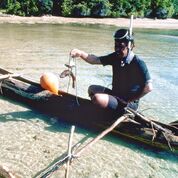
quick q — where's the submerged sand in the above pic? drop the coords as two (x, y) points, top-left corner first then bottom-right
(0, 14), (178, 29)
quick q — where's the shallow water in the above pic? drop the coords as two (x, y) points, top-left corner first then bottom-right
(0, 23), (178, 178)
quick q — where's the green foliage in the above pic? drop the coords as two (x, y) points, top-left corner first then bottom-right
(122, 0), (151, 17)
(61, 0), (73, 16)
(133, 0), (152, 17)
(89, 0), (112, 17)
(149, 0), (175, 19)
(38, 0), (53, 15)
(109, 0), (151, 17)
(6, 1), (25, 16)
(109, 0), (125, 17)
(3, 0), (178, 18)
(6, 0), (39, 16)
(173, 0), (178, 18)
(25, 0), (39, 16)
(6, 0), (53, 16)
(72, 2), (90, 17)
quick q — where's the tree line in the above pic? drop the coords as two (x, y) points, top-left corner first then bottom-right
(0, 0), (178, 19)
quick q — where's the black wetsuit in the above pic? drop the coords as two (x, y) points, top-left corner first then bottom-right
(99, 52), (151, 111)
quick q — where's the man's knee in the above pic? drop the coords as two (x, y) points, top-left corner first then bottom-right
(91, 94), (100, 105)
(91, 94), (109, 108)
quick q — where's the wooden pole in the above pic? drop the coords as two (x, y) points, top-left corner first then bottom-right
(0, 165), (16, 178)
(34, 116), (127, 177)
(74, 115), (128, 158)
(65, 126), (75, 178)
(126, 107), (172, 133)
(0, 74), (21, 80)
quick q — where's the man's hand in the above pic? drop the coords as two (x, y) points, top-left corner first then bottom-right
(70, 49), (84, 58)
(70, 49), (101, 65)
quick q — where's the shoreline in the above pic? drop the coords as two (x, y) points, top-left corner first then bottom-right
(0, 14), (178, 29)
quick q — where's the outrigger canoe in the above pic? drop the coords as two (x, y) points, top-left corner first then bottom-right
(0, 67), (178, 154)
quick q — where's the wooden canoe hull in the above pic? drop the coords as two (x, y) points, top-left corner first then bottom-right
(0, 68), (178, 154)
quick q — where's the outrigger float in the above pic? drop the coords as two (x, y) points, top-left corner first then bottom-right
(0, 67), (178, 154)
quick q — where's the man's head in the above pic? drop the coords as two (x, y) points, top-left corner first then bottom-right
(113, 28), (134, 58)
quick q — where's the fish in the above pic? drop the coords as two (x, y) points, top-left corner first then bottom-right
(60, 69), (76, 88)
(65, 64), (75, 69)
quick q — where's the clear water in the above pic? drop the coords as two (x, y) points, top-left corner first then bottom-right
(0, 23), (178, 178)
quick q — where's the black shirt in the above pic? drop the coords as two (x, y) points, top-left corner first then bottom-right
(99, 52), (151, 101)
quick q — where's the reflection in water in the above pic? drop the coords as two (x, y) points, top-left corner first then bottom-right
(0, 24), (178, 178)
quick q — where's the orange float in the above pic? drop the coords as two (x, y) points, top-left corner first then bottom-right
(40, 72), (59, 95)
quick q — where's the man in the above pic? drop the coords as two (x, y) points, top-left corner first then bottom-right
(70, 28), (152, 114)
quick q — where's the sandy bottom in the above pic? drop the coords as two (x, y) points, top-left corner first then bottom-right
(0, 14), (178, 29)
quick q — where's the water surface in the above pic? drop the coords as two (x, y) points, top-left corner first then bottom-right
(0, 23), (178, 178)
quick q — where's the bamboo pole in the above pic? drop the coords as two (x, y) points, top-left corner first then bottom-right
(65, 126), (75, 178)
(0, 165), (16, 178)
(34, 115), (127, 178)
(0, 74), (21, 80)
(74, 115), (128, 158)
(126, 107), (172, 133)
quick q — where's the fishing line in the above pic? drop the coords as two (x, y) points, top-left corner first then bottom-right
(74, 57), (80, 106)
(66, 55), (80, 106)
(66, 56), (73, 93)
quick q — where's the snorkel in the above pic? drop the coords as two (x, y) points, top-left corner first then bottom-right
(113, 15), (134, 59)
(121, 15), (134, 67)
(120, 15), (135, 67)
(128, 15), (134, 51)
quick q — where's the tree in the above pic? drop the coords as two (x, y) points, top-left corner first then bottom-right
(38, 0), (53, 15)
(6, 0), (39, 16)
(89, 0), (112, 17)
(61, 0), (73, 16)
(52, 0), (62, 16)
(72, 2), (90, 17)
(149, 0), (174, 19)
(0, 0), (7, 8)
(173, 0), (178, 18)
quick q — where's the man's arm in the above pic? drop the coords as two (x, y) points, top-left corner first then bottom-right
(142, 81), (153, 96)
(128, 81), (153, 103)
(70, 49), (101, 64)
(118, 81), (153, 105)
(124, 59), (153, 103)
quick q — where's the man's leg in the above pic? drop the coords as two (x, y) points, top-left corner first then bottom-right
(88, 85), (117, 109)
(92, 93), (119, 110)
(127, 100), (139, 111)
(88, 85), (106, 98)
